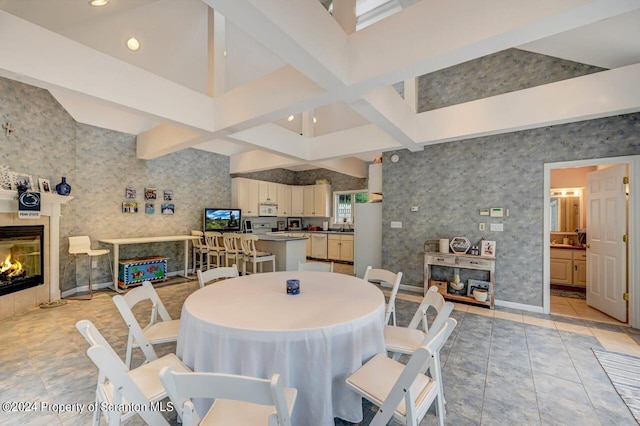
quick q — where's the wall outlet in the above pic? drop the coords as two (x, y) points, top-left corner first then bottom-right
(479, 223), (486, 231)
(490, 223), (503, 232)
(390, 221), (402, 228)
(91, 260), (98, 269)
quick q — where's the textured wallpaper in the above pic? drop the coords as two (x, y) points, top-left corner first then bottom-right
(0, 77), (230, 292)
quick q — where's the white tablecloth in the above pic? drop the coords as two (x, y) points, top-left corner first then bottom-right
(177, 271), (386, 426)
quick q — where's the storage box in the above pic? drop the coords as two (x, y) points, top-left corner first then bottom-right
(429, 279), (448, 295)
(118, 256), (168, 288)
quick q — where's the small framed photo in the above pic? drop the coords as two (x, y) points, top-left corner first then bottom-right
(163, 190), (173, 201)
(161, 203), (175, 215)
(11, 172), (34, 191)
(287, 217), (301, 230)
(480, 240), (496, 257)
(122, 201), (138, 213)
(38, 178), (51, 193)
(145, 203), (155, 214)
(277, 220), (286, 231)
(145, 187), (157, 200)
(126, 187), (136, 199)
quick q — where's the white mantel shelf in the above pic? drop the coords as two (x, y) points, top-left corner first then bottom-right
(0, 189), (73, 301)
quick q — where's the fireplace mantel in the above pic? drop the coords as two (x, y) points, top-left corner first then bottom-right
(0, 189), (73, 301)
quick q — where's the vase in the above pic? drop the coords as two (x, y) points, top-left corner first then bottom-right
(55, 177), (71, 196)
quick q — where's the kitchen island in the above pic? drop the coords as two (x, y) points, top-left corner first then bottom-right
(255, 234), (308, 271)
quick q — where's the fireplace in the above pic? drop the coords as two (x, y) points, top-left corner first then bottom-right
(0, 225), (44, 296)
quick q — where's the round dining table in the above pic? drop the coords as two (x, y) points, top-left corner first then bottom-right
(177, 270), (386, 426)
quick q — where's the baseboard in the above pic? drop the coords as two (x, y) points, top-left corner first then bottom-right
(60, 270), (186, 298)
(495, 299), (544, 313)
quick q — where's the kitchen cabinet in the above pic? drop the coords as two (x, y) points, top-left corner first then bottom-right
(550, 248), (586, 287)
(259, 181), (278, 204)
(303, 184), (331, 217)
(328, 234), (354, 262)
(424, 252), (495, 309)
(303, 186), (315, 217)
(310, 233), (328, 259)
(291, 186), (304, 216)
(231, 178), (260, 216)
(277, 184), (292, 216)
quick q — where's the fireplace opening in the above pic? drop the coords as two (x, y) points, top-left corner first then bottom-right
(0, 225), (44, 296)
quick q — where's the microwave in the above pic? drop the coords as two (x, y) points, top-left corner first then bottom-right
(259, 203), (278, 217)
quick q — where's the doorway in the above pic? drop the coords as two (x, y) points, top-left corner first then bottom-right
(543, 155), (640, 329)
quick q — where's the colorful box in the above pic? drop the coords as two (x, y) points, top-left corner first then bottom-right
(118, 256), (168, 288)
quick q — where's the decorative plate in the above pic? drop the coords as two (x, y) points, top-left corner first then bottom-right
(449, 237), (470, 254)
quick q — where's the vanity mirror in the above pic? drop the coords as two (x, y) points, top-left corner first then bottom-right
(550, 188), (583, 232)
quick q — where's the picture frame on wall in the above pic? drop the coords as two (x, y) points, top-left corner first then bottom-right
(480, 240), (496, 257)
(163, 190), (173, 201)
(10, 172), (34, 191)
(287, 217), (301, 230)
(38, 178), (51, 193)
(277, 220), (286, 231)
(145, 187), (157, 200)
(145, 203), (155, 214)
(122, 201), (138, 213)
(125, 187), (136, 199)
(161, 203), (174, 215)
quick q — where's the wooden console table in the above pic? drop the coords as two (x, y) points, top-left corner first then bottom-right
(424, 252), (496, 309)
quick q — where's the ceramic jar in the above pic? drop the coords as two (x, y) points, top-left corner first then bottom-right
(55, 177), (71, 196)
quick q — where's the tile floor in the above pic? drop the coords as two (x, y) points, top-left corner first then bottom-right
(1, 268), (639, 425)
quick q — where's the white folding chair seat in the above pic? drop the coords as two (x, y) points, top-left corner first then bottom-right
(297, 261), (334, 272)
(204, 231), (226, 268)
(112, 281), (180, 369)
(241, 234), (276, 275)
(191, 230), (209, 272)
(363, 266), (403, 326)
(196, 264), (239, 288)
(346, 318), (457, 426)
(76, 319), (191, 426)
(160, 367), (297, 426)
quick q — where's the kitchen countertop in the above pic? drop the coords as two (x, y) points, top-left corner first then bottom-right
(550, 244), (586, 250)
(256, 234), (307, 242)
(272, 230), (354, 235)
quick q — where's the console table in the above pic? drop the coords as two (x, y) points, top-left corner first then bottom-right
(424, 252), (496, 309)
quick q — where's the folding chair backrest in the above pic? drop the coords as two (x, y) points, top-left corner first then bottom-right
(363, 266), (403, 324)
(408, 286), (453, 337)
(197, 265), (239, 288)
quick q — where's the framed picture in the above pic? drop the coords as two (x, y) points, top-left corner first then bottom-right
(145, 187), (157, 200)
(287, 217), (301, 230)
(163, 190), (173, 201)
(161, 203), (175, 215)
(277, 220), (286, 231)
(480, 240), (496, 257)
(467, 279), (491, 297)
(145, 203), (155, 214)
(10, 172), (34, 191)
(125, 187), (136, 199)
(122, 201), (138, 213)
(38, 178), (51, 193)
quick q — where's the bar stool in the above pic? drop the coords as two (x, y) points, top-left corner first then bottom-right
(65, 236), (112, 300)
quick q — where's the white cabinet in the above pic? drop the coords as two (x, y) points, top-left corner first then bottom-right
(310, 233), (328, 259)
(277, 184), (292, 216)
(303, 184), (332, 217)
(259, 181), (278, 204)
(303, 186), (315, 216)
(328, 234), (353, 262)
(232, 178), (260, 216)
(550, 248), (587, 287)
(291, 186), (304, 216)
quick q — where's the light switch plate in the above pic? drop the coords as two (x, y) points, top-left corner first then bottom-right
(480, 208), (490, 216)
(390, 221), (402, 228)
(490, 208), (504, 217)
(490, 223), (503, 231)
(410, 206), (419, 212)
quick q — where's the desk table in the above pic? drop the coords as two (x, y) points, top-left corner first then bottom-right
(99, 235), (199, 291)
(177, 271), (385, 426)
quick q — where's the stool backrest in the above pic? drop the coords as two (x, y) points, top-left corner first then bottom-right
(68, 236), (91, 254)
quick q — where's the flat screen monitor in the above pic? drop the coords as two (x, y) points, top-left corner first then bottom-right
(204, 208), (241, 232)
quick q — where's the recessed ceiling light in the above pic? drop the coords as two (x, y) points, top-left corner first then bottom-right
(126, 37), (140, 51)
(313, 117), (317, 124)
(287, 115), (295, 122)
(89, 0), (108, 6)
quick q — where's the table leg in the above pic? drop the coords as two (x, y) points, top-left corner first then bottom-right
(109, 244), (122, 293)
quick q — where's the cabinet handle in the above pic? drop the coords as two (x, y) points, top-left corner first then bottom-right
(574, 264), (578, 271)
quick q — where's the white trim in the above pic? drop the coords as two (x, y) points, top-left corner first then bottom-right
(61, 270), (184, 297)
(399, 284), (422, 293)
(543, 155), (640, 329)
(495, 299), (544, 314)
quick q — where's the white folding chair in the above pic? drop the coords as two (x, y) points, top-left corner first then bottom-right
(241, 234), (276, 275)
(112, 281), (180, 369)
(159, 366), (297, 426)
(65, 235), (113, 300)
(297, 261), (334, 272)
(196, 264), (239, 288)
(204, 231), (226, 268)
(384, 285), (455, 360)
(191, 230), (209, 272)
(346, 318), (457, 426)
(76, 319), (190, 426)
(363, 266), (403, 326)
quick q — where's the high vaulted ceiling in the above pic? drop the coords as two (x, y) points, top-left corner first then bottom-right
(0, 0), (639, 178)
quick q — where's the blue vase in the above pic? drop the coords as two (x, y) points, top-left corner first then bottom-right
(55, 177), (71, 196)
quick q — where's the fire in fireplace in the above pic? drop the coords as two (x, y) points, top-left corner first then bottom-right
(0, 225), (44, 296)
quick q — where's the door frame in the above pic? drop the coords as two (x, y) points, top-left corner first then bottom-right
(543, 155), (640, 329)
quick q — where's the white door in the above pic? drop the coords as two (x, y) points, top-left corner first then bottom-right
(586, 164), (627, 322)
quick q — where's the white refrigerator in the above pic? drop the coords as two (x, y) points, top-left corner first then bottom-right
(354, 202), (382, 278)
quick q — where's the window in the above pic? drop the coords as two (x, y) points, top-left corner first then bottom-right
(333, 190), (368, 224)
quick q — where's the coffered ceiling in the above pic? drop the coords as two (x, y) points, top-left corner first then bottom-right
(0, 0), (639, 177)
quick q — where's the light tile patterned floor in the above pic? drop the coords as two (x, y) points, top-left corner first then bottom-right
(1, 268), (639, 425)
